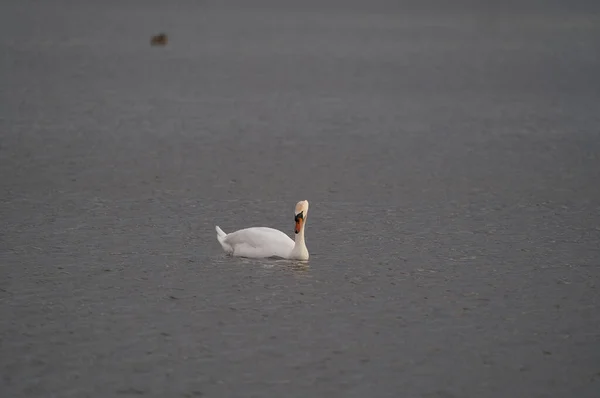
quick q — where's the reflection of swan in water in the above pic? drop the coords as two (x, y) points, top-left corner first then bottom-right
(216, 200), (310, 260)
(236, 258), (311, 276)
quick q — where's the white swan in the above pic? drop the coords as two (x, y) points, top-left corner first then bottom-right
(215, 200), (309, 260)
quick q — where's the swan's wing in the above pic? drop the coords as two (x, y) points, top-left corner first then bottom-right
(223, 227), (294, 258)
(224, 227), (294, 248)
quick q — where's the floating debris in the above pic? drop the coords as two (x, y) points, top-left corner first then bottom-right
(150, 33), (168, 46)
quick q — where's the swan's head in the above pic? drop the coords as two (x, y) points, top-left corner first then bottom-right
(294, 200), (309, 234)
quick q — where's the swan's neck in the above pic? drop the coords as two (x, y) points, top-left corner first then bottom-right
(291, 223), (309, 260)
(294, 227), (306, 246)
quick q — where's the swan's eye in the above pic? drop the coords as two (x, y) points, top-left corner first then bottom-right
(294, 212), (303, 222)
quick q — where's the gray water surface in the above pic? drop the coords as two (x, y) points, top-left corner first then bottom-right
(1, 1), (600, 397)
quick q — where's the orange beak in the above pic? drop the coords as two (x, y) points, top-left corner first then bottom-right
(295, 217), (304, 234)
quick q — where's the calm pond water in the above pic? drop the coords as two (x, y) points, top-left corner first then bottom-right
(1, 1), (599, 397)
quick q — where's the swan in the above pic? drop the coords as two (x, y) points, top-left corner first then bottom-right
(215, 200), (309, 260)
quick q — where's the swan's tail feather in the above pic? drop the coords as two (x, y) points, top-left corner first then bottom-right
(216, 225), (226, 239)
(216, 225), (232, 253)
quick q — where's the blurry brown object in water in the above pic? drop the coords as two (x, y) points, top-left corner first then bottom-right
(151, 33), (168, 46)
